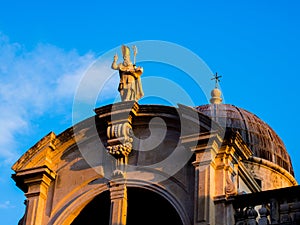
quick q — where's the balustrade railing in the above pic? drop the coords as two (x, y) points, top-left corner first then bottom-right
(232, 185), (300, 225)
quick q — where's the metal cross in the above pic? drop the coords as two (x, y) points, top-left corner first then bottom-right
(211, 72), (222, 88)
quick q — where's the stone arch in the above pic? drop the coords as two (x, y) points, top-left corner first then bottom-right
(51, 179), (191, 225)
(50, 184), (109, 225)
(70, 190), (110, 225)
(125, 179), (191, 225)
(126, 187), (184, 225)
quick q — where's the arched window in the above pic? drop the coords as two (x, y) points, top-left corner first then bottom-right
(71, 187), (183, 225)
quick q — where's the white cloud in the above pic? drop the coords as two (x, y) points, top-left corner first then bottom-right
(0, 108), (27, 163)
(72, 60), (119, 103)
(0, 200), (15, 209)
(0, 33), (118, 164)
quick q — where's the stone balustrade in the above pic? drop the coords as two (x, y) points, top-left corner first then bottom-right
(232, 185), (300, 225)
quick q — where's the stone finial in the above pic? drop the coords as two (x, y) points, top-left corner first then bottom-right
(210, 88), (223, 104)
(210, 72), (223, 104)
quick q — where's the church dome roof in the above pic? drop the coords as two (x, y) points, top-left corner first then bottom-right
(196, 104), (294, 176)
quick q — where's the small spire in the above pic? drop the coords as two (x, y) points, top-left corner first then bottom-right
(210, 72), (223, 104)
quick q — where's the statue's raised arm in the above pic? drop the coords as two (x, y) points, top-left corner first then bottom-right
(111, 54), (119, 70)
(111, 45), (144, 102)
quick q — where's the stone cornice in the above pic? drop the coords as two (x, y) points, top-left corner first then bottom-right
(248, 156), (297, 186)
(12, 165), (56, 193)
(12, 132), (56, 172)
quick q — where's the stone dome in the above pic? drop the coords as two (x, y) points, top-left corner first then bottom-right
(196, 104), (294, 176)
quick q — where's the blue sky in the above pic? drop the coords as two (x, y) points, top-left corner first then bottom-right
(0, 1), (300, 224)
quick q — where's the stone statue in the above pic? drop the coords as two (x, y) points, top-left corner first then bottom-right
(111, 45), (144, 102)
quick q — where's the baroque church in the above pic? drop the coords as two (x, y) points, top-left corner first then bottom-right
(12, 45), (300, 225)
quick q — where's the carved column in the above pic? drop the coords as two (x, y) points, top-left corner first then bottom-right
(14, 166), (56, 225)
(95, 101), (139, 225)
(109, 179), (128, 225)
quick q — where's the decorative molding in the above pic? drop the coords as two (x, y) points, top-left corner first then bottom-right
(12, 132), (56, 171)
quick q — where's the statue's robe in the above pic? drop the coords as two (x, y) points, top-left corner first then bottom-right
(118, 65), (144, 101)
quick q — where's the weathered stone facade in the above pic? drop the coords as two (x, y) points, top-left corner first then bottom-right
(12, 100), (298, 225)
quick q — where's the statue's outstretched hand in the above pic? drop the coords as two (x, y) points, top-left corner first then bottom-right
(113, 54), (118, 62)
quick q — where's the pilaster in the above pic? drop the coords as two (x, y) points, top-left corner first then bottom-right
(213, 132), (254, 225)
(182, 131), (223, 225)
(13, 166), (56, 225)
(109, 178), (128, 225)
(194, 133), (222, 225)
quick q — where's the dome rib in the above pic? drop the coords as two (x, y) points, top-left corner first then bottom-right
(196, 104), (294, 176)
(234, 105), (251, 146)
